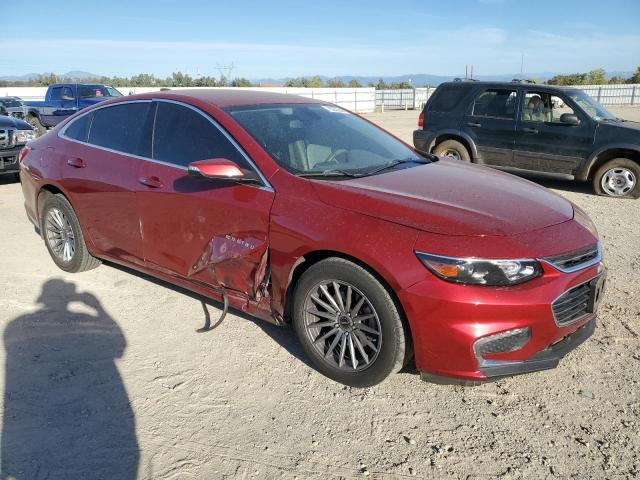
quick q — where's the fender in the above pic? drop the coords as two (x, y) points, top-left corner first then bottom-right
(429, 129), (479, 161)
(576, 142), (640, 181)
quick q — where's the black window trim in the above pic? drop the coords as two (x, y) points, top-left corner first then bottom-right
(58, 99), (273, 192)
(468, 87), (519, 120)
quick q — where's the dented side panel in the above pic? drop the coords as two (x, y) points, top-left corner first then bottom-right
(137, 161), (273, 300)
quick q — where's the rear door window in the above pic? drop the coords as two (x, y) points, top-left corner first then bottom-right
(471, 89), (518, 119)
(152, 102), (251, 169)
(87, 102), (152, 157)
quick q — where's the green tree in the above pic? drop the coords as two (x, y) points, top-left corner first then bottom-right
(231, 77), (253, 87)
(326, 79), (346, 88)
(348, 79), (362, 88)
(608, 76), (626, 84)
(375, 77), (387, 89)
(586, 69), (607, 85)
(629, 66), (640, 83)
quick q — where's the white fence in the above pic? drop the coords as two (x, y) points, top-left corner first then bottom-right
(0, 86), (376, 113)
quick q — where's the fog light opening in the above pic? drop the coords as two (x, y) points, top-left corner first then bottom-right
(474, 327), (531, 368)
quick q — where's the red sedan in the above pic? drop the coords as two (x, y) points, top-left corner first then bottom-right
(18, 90), (605, 387)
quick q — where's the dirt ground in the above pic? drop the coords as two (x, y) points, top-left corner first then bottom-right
(0, 107), (638, 479)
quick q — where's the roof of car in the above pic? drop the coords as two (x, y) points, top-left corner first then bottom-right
(131, 88), (322, 108)
(441, 80), (578, 90)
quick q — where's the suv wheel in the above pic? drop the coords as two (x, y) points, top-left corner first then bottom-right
(593, 158), (640, 198)
(292, 258), (410, 387)
(433, 139), (470, 161)
(41, 194), (101, 272)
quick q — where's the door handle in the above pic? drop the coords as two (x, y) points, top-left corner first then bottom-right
(466, 122), (482, 128)
(139, 176), (164, 188)
(66, 157), (86, 168)
(523, 127), (539, 134)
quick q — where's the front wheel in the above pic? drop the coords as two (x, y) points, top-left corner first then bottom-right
(593, 158), (640, 198)
(292, 258), (410, 387)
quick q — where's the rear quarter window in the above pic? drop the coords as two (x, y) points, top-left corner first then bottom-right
(63, 114), (92, 142)
(428, 86), (468, 112)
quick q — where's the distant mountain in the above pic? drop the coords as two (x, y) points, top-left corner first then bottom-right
(255, 71), (635, 87)
(0, 71), (99, 81)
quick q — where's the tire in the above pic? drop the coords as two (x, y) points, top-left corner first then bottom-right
(27, 115), (46, 137)
(41, 194), (101, 272)
(592, 158), (640, 198)
(433, 139), (471, 162)
(292, 258), (410, 387)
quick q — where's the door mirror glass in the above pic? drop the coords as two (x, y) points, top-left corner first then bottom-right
(560, 113), (580, 125)
(188, 158), (246, 181)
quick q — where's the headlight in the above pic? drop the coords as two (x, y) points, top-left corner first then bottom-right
(15, 129), (36, 143)
(416, 252), (542, 286)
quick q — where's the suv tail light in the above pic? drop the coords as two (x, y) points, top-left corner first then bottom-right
(18, 145), (31, 163)
(418, 111), (424, 128)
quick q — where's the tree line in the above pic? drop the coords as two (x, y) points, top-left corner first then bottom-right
(2, 67), (639, 89)
(546, 67), (640, 85)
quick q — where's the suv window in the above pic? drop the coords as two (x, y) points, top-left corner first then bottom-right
(153, 102), (251, 170)
(429, 86), (467, 112)
(472, 89), (517, 119)
(64, 113), (92, 142)
(87, 102), (152, 157)
(521, 91), (576, 123)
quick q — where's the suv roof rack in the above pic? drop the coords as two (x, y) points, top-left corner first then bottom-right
(453, 78), (479, 82)
(511, 78), (536, 83)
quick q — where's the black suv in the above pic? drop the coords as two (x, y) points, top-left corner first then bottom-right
(0, 115), (34, 181)
(414, 81), (640, 198)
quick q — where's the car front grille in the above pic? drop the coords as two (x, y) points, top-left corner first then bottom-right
(543, 243), (600, 272)
(0, 128), (16, 148)
(552, 281), (592, 326)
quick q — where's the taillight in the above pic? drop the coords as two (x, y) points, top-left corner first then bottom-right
(418, 111), (424, 128)
(18, 146), (31, 163)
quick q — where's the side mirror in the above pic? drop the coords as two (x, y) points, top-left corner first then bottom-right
(560, 113), (580, 125)
(188, 158), (246, 181)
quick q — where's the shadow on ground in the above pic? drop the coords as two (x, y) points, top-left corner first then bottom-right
(1, 279), (139, 479)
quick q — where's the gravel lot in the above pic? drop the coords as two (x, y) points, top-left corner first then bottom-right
(0, 107), (638, 479)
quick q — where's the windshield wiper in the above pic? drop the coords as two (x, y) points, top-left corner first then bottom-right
(297, 169), (362, 178)
(362, 156), (434, 177)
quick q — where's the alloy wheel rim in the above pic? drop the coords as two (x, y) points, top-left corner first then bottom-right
(442, 149), (461, 160)
(45, 208), (76, 262)
(601, 167), (636, 196)
(303, 280), (382, 372)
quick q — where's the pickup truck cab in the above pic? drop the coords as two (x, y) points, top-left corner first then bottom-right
(414, 80), (640, 198)
(26, 84), (122, 136)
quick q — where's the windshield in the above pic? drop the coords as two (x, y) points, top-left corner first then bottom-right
(0, 98), (22, 107)
(78, 85), (123, 99)
(225, 103), (426, 176)
(565, 89), (617, 121)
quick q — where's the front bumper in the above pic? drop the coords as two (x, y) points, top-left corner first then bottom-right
(0, 146), (22, 174)
(398, 260), (603, 383)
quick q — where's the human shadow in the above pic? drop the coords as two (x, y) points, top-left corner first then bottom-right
(1, 279), (139, 480)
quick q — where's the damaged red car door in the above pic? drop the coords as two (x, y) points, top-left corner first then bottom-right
(137, 100), (274, 299)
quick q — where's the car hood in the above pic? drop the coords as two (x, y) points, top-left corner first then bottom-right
(0, 115), (31, 130)
(310, 159), (574, 236)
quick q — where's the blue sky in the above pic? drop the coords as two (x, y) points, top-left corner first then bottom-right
(2, 0), (639, 78)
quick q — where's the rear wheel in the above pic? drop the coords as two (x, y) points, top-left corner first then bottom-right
(292, 258), (409, 387)
(433, 139), (470, 161)
(593, 158), (640, 198)
(27, 115), (46, 137)
(41, 194), (101, 272)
